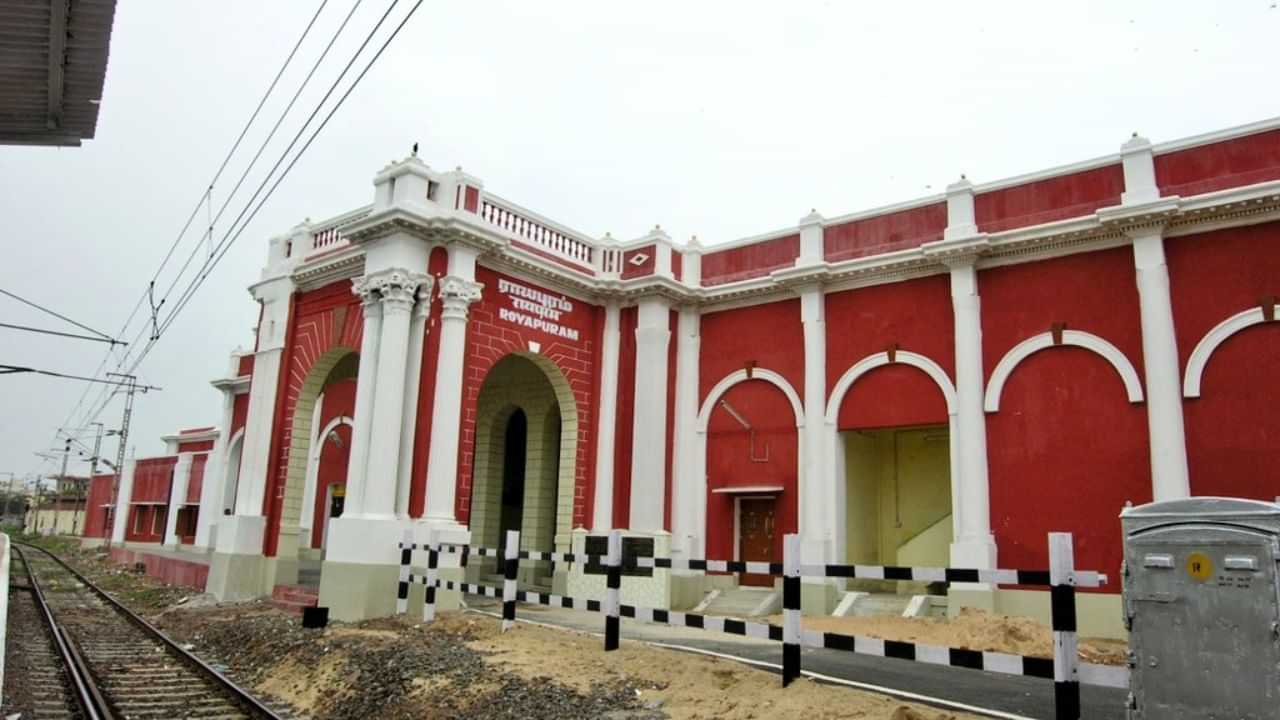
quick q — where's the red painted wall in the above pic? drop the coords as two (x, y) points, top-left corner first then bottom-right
(980, 248), (1148, 589)
(1167, 224), (1280, 500)
(621, 245), (656, 279)
(237, 354), (254, 377)
(264, 280), (362, 556)
(975, 164), (1124, 233)
(457, 266), (600, 529)
(824, 204), (947, 263)
(826, 275), (955, 429)
(125, 505), (167, 543)
(612, 306), (638, 528)
(186, 454), (206, 504)
(699, 299), (804, 405)
(131, 457), (176, 503)
(664, 309), (677, 531)
(1155, 129), (1280, 197)
(83, 474), (115, 538)
(307, 378), (355, 546)
(410, 246), (450, 518)
(177, 439), (214, 453)
(231, 393), (249, 438)
(701, 235), (799, 287)
(704, 380), (799, 563)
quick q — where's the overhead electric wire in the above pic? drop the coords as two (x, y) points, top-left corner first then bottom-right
(64, 0), (425, 437)
(48, 3), (333, 453)
(0, 322), (126, 345)
(1, 365), (161, 389)
(0, 288), (119, 342)
(158, 0), (422, 340)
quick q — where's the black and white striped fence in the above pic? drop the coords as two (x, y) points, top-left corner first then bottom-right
(394, 529), (1120, 719)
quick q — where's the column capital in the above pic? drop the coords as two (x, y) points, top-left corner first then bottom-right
(413, 279), (435, 319)
(439, 275), (483, 318)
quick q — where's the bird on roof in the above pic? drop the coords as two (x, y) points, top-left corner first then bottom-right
(412, 142), (419, 156)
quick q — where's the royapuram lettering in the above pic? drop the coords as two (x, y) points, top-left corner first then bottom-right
(497, 279), (580, 341)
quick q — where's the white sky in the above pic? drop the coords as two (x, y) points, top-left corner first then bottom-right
(1, 0), (1278, 484)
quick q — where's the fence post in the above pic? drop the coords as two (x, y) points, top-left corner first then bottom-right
(502, 529), (520, 633)
(422, 528), (439, 623)
(396, 529), (413, 615)
(1048, 532), (1081, 719)
(782, 533), (802, 687)
(604, 529), (622, 651)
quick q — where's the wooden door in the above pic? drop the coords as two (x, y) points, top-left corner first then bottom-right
(738, 498), (776, 587)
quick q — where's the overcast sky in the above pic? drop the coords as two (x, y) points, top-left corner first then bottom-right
(2, 0), (1277, 485)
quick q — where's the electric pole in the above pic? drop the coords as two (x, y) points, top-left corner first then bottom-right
(82, 422), (105, 537)
(105, 373), (155, 547)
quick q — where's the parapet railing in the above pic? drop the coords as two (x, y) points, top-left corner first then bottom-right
(394, 529), (1123, 720)
(479, 195), (596, 270)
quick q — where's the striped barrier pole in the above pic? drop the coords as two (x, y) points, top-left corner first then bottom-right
(604, 529), (622, 651)
(422, 528), (439, 623)
(1048, 532), (1081, 719)
(396, 529), (413, 615)
(502, 529), (519, 633)
(782, 533), (801, 687)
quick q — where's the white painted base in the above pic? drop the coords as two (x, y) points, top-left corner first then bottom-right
(566, 528), (673, 608)
(949, 535), (997, 570)
(214, 515), (265, 555)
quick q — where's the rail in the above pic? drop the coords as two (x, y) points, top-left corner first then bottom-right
(480, 195), (596, 269)
(396, 529), (1123, 720)
(16, 541), (283, 720)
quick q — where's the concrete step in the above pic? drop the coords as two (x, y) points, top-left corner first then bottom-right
(849, 592), (913, 618)
(702, 587), (778, 618)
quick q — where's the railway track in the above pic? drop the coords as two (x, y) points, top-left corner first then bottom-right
(12, 542), (286, 720)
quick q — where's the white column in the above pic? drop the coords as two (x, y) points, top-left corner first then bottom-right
(363, 269), (426, 520)
(670, 306), (702, 559)
(234, 347), (283, 516)
(1119, 134), (1190, 501)
(423, 274), (483, 525)
(798, 286), (832, 565)
(396, 281), (434, 518)
(591, 301), (622, 530)
(194, 388), (236, 549)
(298, 392), (325, 543)
(164, 453), (193, 548)
(948, 261), (997, 568)
(344, 279), (383, 516)
(629, 296), (672, 532)
(110, 457), (136, 543)
(1131, 228), (1190, 500)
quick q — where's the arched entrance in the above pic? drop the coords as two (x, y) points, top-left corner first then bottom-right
(222, 429), (245, 515)
(468, 353), (577, 590)
(273, 348), (358, 586)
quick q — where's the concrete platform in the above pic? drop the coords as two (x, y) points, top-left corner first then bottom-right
(105, 543), (211, 591)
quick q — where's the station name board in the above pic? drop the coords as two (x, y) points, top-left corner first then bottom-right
(496, 278), (581, 342)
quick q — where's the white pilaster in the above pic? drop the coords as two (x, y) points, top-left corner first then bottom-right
(591, 301), (622, 530)
(798, 286), (831, 566)
(363, 269), (427, 520)
(299, 392), (325, 542)
(422, 271), (483, 526)
(396, 281), (434, 518)
(948, 261), (997, 568)
(1119, 135), (1190, 501)
(797, 210), (825, 266)
(195, 386), (236, 549)
(629, 296), (672, 532)
(344, 280), (382, 516)
(110, 457), (136, 544)
(233, 276), (293, 519)
(164, 453), (194, 548)
(1132, 228), (1189, 500)
(670, 306), (702, 559)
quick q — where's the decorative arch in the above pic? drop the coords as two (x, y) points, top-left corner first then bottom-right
(469, 351), (579, 556)
(697, 368), (805, 432)
(310, 416), (354, 460)
(824, 350), (957, 424)
(222, 428), (246, 513)
(984, 330), (1144, 412)
(1183, 304), (1279, 398)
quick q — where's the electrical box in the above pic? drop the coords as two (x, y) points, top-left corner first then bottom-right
(1121, 497), (1280, 719)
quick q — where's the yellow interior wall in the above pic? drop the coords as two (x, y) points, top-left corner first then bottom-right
(844, 426), (952, 575)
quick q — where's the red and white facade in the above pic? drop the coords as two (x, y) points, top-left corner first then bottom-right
(189, 118), (1280, 628)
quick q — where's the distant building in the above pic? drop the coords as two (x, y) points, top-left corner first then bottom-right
(25, 496), (85, 536)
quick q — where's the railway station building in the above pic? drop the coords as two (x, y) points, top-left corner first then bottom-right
(97, 118), (1280, 635)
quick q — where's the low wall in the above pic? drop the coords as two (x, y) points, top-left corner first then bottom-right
(108, 545), (209, 591)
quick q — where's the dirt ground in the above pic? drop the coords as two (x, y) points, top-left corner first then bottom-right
(20, 538), (984, 719)
(767, 608), (1128, 666)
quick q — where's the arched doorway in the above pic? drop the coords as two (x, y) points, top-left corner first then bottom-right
(222, 430), (245, 515)
(274, 349), (358, 586)
(468, 353), (576, 590)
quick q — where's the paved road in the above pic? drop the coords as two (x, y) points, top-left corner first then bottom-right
(465, 598), (1126, 719)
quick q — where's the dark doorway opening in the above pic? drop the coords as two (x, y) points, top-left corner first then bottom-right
(500, 409), (528, 543)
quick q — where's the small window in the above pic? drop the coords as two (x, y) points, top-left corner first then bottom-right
(153, 508), (166, 535)
(133, 508), (144, 533)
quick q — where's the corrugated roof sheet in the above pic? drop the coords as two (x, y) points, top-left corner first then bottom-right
(0, 0), (117, 146)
